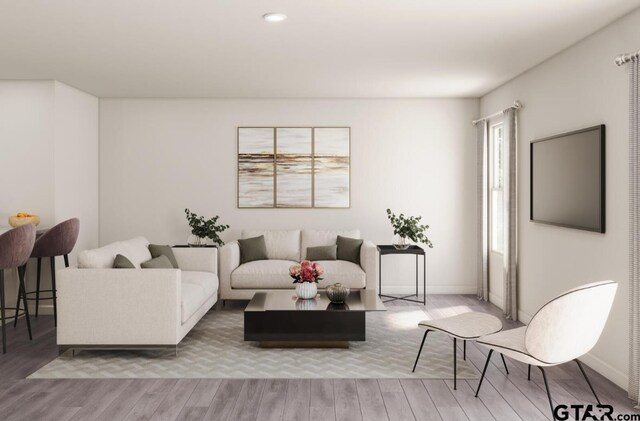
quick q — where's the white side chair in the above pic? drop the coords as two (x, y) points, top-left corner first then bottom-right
(474, 281), (618, 420)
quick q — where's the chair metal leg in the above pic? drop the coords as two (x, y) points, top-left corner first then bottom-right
(0, 270), (7, 354)
(453, 337), (457, 390)
(475, 349), (493, 397)
(18, 266), (32, 340)
(13, 265), (23, 328)
(501, 353), (509, 375)
(412, 330), (430, 372)
(575, 359), (601, 405)
(463, 340), (466, 360)
(50, 257), (57, 327)
(35, 258), (41, 317)
(64, 254), (69, 268)
(528, 364), (531, 380)
(539, 367), (557, 420)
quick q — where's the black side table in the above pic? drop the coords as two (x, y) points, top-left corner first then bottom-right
(377, 245), (426, 305)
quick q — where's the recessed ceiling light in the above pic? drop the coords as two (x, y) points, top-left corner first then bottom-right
(263, 13), (287, 23)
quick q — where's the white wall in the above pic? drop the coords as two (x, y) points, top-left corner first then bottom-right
(99, 98), (479, 293)
(480, 9), (640, 389)
(53, 81), (100, 259)
(0, 80), (99, 312)
(0, 81), (55, 227)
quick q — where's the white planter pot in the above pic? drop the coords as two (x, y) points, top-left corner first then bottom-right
(295, 282), (318, 300)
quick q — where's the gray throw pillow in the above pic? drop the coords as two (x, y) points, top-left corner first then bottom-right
(141, 255), (174, 269)
(149, 244), (179, 268)
(337, 235), (363, 264)
(238, 235), (268, 264)
(113, 254), (135, 269)
(306, 245), (337, 261)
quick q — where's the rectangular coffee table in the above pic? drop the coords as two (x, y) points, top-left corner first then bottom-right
(244, 290), (386, 348)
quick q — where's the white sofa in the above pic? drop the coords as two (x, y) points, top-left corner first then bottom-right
(57, 237), (218, 348)
(219, 229), (378, 301)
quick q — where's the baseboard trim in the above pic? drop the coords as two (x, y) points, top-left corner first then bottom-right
(517, 309), (628, 391)
(489, 292), (503, 309)
(382, 285), (477, 295)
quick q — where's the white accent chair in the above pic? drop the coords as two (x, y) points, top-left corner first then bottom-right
(474, 281), (618, 420)
(413, 312), (505, 390)
(219, 229), (378, 302)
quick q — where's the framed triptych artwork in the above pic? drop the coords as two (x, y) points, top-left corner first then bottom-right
(237, 127), (350, 208)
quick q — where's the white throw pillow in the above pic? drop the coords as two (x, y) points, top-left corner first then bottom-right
(121, 237), (152, 267)
(241, 230), (300, 261)
(300, 229), (361, 260)
(77, 237), (151, 269)
(77, 241), (125, 268)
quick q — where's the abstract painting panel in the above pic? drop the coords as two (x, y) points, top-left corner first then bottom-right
(238, 128), (275, 208)
(238, 127), (350, 208)
(313, 127), (350, 208)
(276, 128), (312, 207)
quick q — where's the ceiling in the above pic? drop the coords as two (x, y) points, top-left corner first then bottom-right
(1, 0), (638, 98)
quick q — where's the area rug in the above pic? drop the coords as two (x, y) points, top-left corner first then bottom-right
(29, 307), (478, 379)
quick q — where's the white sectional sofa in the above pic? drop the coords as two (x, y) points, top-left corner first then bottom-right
(57, 237), (218, 349)
(219, 229), (378, 301)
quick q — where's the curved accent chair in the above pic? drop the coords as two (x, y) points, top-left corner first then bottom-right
(474, 281), (618, 420)
(14, 218), (79, 327)
(0, 224), (36, 353)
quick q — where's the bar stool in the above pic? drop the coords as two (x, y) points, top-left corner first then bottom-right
(14, 218), (79, 327)
(0, 224), (36, 353)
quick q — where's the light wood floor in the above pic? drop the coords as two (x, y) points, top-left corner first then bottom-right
(0, 295), (637, 420)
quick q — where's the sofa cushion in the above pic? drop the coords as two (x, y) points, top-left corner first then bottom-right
(77, 241), (125, 268)
(121, 237), (152, 267)
(306, 245), (337, 261)
(141, 255), (173, 269)
(238, 235), (269, 264)
(181, 282), (205, 323)
(315, 260), (366, 289)
(301, 230), (360, 260)
(149, 244), (179, 268)
(113, 254), (135, 269)
(337, 235), (363, 264)
(182, 270), (218, 297)
(242, 229), (301, 261)
(231, 259), (365, 289)
(231, 260), (296, 289)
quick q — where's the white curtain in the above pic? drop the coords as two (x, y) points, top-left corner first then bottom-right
(629, 57), (640, 404)
(503, 109), (518, 321)
(477, 121), (489, 301)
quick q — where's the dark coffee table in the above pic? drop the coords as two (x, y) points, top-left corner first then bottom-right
(244, 290), (386, 348)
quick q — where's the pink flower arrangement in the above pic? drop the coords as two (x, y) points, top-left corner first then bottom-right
(290, 260), (324, 284)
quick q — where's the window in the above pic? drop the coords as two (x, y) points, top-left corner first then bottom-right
(490, 123), (505, 254)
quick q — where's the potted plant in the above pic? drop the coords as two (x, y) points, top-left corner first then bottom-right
(289, 260), (324, 299)
(386, 208), (433, 250)
(184, 208), (230, 247)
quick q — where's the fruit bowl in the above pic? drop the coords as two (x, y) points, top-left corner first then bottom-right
(8, 213), (40, 228)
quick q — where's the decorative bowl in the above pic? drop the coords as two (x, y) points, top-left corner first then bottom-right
(393, 243), (411, 250)
(8, 214), (40, 228)
(326, 283), (350, 303)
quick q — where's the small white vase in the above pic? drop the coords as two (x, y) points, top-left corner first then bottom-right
(295, 282), (318, 300)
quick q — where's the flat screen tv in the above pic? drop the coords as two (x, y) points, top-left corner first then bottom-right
(530, 125), (605, 233)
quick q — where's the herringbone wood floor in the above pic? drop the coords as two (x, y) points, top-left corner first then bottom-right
(0, 294), (637, 420)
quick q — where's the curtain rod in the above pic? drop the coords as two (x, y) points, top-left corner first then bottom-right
(472, 101), (522, 126)
(616, 49), (640, 66)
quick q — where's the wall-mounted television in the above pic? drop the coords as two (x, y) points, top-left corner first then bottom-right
(530, 125), (605, 233)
